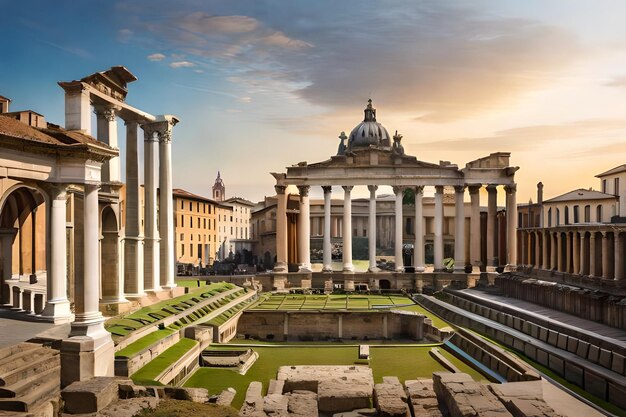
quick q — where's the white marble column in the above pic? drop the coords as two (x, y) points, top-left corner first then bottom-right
(504, 184), (517, 269)
(158, 121), (177, 289)
(274, 185), (288, 273)
(123, 120), (144, 297)
(580, 233), (587, 275)
(393, 186), (404, 272)
(40, 185), (72, 323)
(589, 233), (596, 276)
(64, 85), (91, 133)
(601, 232), (611, 279)
(342, 186), (354, 272)
(615, 232), (624, 280)
(94, 106), (120, 183)
(367, 185), (379, 272)
(454, 185), (466, 272)
(573, 232), (580, 274)
(434, 185), (444, 271)
(142, 125), (160, 292)
(0, 228), (17, 305)
(486, 185), (497, 270)
(468, 185), (481, 272)
(542, 231), (549, 270)
(297, 185), (311, 272)
(322, 186), (332, 272)
(414, 186), (425, 272)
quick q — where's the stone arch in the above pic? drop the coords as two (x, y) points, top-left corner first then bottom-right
(100, 205), (121, 302)
(379, 279), (391, 290)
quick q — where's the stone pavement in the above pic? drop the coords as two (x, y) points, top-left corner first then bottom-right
(0, 308), (69, 348)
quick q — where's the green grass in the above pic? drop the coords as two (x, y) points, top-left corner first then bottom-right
(395, 304), (451, 330)
(184, 344), (485, 409)
(115, 329), (175, 358)
(249, 294), (414, 311)
(132, 338), (198, 385)
(133, 399), (237, 417)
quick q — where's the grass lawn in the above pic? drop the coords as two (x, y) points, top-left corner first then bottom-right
(132, 338), (198, 385)
(133, 399), (237, 417)
(184, 344), (485, 409)
(115, 329), (175, 358)
(395, 304), (451, 330)
(249, 294), (414, 311)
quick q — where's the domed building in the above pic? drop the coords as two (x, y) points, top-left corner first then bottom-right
(342, 99), (391, 154)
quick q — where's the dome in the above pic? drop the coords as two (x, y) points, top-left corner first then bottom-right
(348, 99), (391, 150)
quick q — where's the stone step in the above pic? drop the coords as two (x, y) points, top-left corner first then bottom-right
(0, 350), (59, 387)
(0, 346), (55, 375)
(0, 343), (40, 363)
(0, 365), (60, 398)
(0, 371), (60, 412)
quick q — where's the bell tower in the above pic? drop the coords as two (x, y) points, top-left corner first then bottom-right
(212, 171), (225, 201)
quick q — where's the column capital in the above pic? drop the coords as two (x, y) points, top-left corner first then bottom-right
(275, 185), (287, 195)
(454, 185), (466, 194)
(392, 185), (404, 195)
(342, 185), (353, 193)
(93, 105), (119, 122)
(580, 233), (586, 240)
(141, 120), (175, 143)
(41, 182), (69, 200)
(297, 185), (310, 197)
(504, 184), (517, 194)
(367, 185), (378, 193)
(486, 184), (498, 193)
(415, 185), (424, 195)
(468, 184), (481, 194)
(435, 185), (444, 194)
(601, 231), (610, 238)
(322, 185), (332, 194)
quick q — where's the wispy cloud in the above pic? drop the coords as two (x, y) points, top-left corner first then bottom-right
(169, 60), (196, 68)
(605, 76), (626, 87)
(38, 39), (91, 59)
(118, 28), (133, 43)
(147, 53), (166, 61)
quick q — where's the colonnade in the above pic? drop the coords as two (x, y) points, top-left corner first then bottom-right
(519, 228), (625, 280)
(274, 183), (518, 273)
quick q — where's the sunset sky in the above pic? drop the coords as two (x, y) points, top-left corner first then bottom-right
(2, 1), (626, 203)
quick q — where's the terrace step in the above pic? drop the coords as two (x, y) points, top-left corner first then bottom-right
(0, 365), (60, 398)
(0, 344), (54, 375)
(0, 343), (40, 363)
(0, 349), (59, 387)
(0, 370), (60, 412)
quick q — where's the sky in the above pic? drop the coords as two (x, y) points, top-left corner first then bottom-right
(2, 0), (626, 204)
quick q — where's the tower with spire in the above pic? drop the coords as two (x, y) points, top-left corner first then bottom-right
(212, 171), (225, 201)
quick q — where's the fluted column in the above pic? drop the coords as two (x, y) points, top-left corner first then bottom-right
(158, 119), (177, 289)
(601, 232), (611, 279)
(40, 185), (72, 323)
(615, 232), (624, 280)
(274, 185), (288, 273)
(580, 233), (587, 275)
(565, 232), (572, 273)
(557, 232), (563, 272)
(393, 186), (404, 272)
(589, 233), (596, 276)
(414, 186), (425, 272)
(468, 185), (481, 272)
(322, 186), (332, 272)
(94, 106), (120, 183)
(342, 186), (354, 272)
(486, 185), (498, 270)
(297, 185), (311, 272)
(368, 185), (379, 272)
(123, 120), (144, 297)
(535, 231), (541, 269)
(542, 231), (549, 270)
(573, 231), (580, 274)
(453, 185), (466, 272)
(434, 185), (444, 271)
(551, 232), (558, 269)
(504, 184), (517, 269)
(142, 125), (160, 292)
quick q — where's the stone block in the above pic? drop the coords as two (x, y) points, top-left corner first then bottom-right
(512, 317), (523, 331)
(576, 341), (589, 359)
(512, 338), (525, 352)
(163, 387), (208, 403)
(374, 377), (410, 417)
(267, 379), (285, 395)
(564, 362), (583, 387)
(538, 327), (549, 342)
(216, 388), (236, 406)
(556, 334), (568, 350)
(524, 343), (537, 360)
(432, 372), (511, 417)
(536, 349), (549, 367)
(611, 353), (625, 375)
(288, 390), (318, 417)
(548, 354), (564, 377)
(584, 371), (608, 400)
(318, 379), (372, 413)
(61, 377), (120, 414)
(587, 345), (600, 364)
(599, 349), (612, 369)
(239, 381), (265, 417)
(566, 337), (578, 354)
(529, 323), (539, 339)
(263, 393), (289, 415)
(547, 330), (558, 347)
(118, 383), (155, 399)
(608, 382), (626, 411)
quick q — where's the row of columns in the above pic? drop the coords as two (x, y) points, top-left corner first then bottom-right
(521, 229), (625, 280)
(273, 183), (517, 273)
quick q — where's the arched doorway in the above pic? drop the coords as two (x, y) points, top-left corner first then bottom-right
(100, 205), (121, 302)
(379, 279), (391, 290)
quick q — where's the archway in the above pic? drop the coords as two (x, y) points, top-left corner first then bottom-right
(379, 279), (391, 290)
(100, 205), (121, 302)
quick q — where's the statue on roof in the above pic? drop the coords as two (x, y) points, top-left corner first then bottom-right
(336, 131), (347, 156)
(392, 130), (404, 156)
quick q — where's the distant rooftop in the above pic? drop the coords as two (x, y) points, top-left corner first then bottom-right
(544, 188), (616, 203)
(596, 164), (626, 178)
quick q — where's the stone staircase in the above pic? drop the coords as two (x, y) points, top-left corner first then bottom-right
(0, 342), (61, 415)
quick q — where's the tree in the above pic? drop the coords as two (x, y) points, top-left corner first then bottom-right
(403, 188), (415, 205)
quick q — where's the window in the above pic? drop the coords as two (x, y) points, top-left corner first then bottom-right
(209, 205), (212, 214)
(181, 200), (184, 209)
(198, 234), (201, 241)
(573, 205), (579, 223)
(181, 245), (185, 256)
(204, 218), (206, 228)
(603, 179), (607, 193)
(548, 208), (552, 227)
(584, 205), (591, 222)
(197, 202), (200, 212)
(564, 206), (569, 225)
(597, 205), (603, 222)
(406, 217), (412, 235)
(181, 215), (184, 227)
(180, 233), (184, 241)
(197, 217), (200, 228)
(615, 178), (620, 196)
(189, 202), (192, 210)
(190, 244), (193, 257)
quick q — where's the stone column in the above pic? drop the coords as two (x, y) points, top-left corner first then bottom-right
(322, 186), (332, 272)
(368, 185), (379, 272)
(393, 186), (404, 272)
(486, 185), (498, 270)
(66, 183), (114, 380)
(414, 186), (425, 272)
(602, 232), (611, 279)
(454, 185), (466, 272)
(551, 232), (558, 270)
(535, 231), (542, 269)
(565, 232), (572, 273)
(0, 228), (17, 304)
(580, 233), (587, 275)
(589, 233), (596, 277)
(142, 125), (160, 292)
(40, 185), (72, 323)
(94, 106), (120, 183)
(342, 186), (354, 272)
(573, 232), (580, 274)
(615, 232), (624, 280)
(123, 121), (144, 297)
(297, 185), (311, 272)
(274, 185), (288, 273)
(504, 184), (517, 269)
(557, 232), (563, 272)
(64, 84), (91, 133)
(434, 185), (444, 271)
(468, 185), (481, 272)
(542, 231), (549, 270)
(158, 121), (177, 289)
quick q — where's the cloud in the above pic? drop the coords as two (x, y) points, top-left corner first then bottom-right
(169, 60), (196, 68)
(605, 76), (626, 87)
(118, 28), (133, 43)
(179, 13), (259, 34)
(147, 53), (166, 61)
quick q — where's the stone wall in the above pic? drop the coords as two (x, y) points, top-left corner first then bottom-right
(114, 331), (181, 377)
(237, 310), (425, 341)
